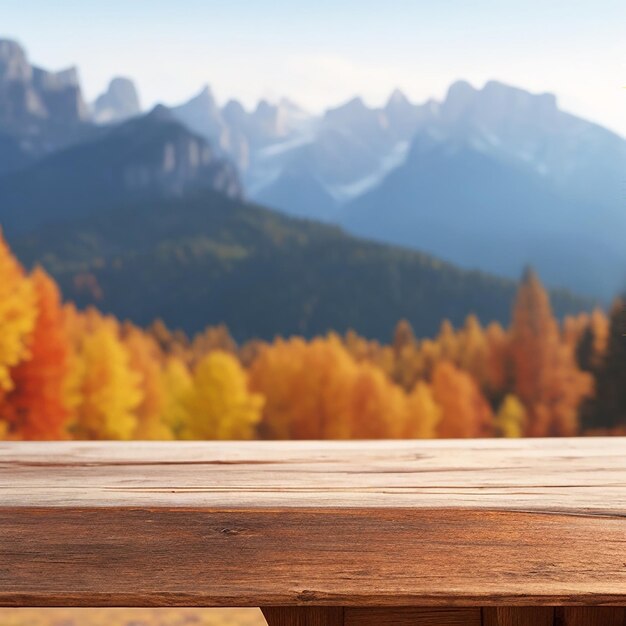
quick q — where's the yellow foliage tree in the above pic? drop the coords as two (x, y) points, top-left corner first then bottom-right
(404, 381), (441, 438)
(123, 326), (172, 439)
(160, 357), (193, 438)
(495, 394), (527, 438)
(456, 315), (490, 388)
(71, 324), (142, 440)
(182, 351), (263, 439)
(0, 230), (36, 391)
(349, 363), (407, 438)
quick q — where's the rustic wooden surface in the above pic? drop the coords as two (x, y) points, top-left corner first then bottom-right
(554, 607), (626, 625)
(345, 607), (482, 625)
(263, 607), (344, 626)
(482, 607), (555, 625)
(1, 439), (625, 608)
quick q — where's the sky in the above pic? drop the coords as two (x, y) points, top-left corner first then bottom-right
(3, 0), (626, 135)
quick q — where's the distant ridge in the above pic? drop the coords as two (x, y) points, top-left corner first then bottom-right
(0, 106), (242, 235)
(11, 189), (594, 342)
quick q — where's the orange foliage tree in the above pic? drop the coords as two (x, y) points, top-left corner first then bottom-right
(509, 270), (592, 436)
(249, 336), (415, 439)
(2, 269), (71, 439)
(432, 361), (493, 438)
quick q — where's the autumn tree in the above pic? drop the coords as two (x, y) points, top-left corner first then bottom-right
(349, 363), (407, 438)
(182, 351), (263, 439)
(344, 330), (394, 380)
(432, 361), (493, 438)
(404, 381), (441, 438)
(456, 315), (490, 388)
(71, 321), (142, 440)
(575, 309), (609, 374)
(123, 325), (172, 439)
(160, 357), (192, 437)
(148, 319), (190, 362)
(190, 324), (238, 366)
(249, 336), (358, 439)
(483, 321), (510, 400)
(250, 336), (412, 440)
(2, 269), (71, 440)
(495, 394), (526, 438)
(509, 269), (592, 436)
(0, 230), (36, 392)
(390, 320), (422, 391)
(582, 299), (626, 431)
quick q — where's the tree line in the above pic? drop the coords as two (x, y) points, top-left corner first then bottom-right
(0, 231), (624, 440)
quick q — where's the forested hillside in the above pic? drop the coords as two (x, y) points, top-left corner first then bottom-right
(11, 189), (592, 342)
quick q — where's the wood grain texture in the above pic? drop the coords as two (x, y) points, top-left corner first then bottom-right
(1, 439), (625, 607)
(345, 607), (481, 625)
(262, 607), (344, 626)
(554, 607), (626, 625)
(482, 607), (555, 625)
(2, 439), (626, 511)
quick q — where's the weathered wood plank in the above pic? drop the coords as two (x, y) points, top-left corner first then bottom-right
(482, 607), (555, 625)
(555, 607), (626, 625)
(1, 439), (625, 511)
(0, 440), (625, 607)
(1, 507), (625, 607)
(346, 607), (481, 625)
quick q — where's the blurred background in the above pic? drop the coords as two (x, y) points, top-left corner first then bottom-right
(1, 0), (625, 623)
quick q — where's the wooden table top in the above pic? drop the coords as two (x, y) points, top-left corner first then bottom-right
(1, 438), (625, 607)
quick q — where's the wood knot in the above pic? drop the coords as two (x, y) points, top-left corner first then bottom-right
(297, 590), (319, 602)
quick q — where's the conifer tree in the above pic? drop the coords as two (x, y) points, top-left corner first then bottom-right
(509, 269), (592, 436)
(583, 299), (626, 431)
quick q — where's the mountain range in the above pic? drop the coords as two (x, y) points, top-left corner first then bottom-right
(0, 37), (614, 339)
(165, 80), (626, 299)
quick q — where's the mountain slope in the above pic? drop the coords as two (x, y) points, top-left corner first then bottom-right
(255, 168), (338, 220)
(11, 190), (592, 342)
(341, 134), (625, 298)
(341, 82), (626, 299)
(0, 106), (242, 236)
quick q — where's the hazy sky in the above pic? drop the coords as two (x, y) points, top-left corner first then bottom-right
(3, 0), (626, 134)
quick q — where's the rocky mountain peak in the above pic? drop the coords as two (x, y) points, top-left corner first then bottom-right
(441, 80), (478, 121)
(189, 84), (219, 112)
(0, 39), (32, 82)
(222, 99), (247, 124)
(93, 76), (141, 124)
(441, 79), (559, 128)
(0, 38), (89, 130)
(386, 88), (411, 109)
(480, 80), (558, 121)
